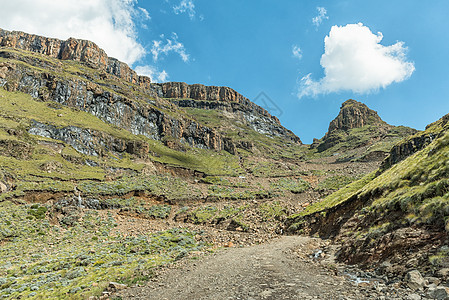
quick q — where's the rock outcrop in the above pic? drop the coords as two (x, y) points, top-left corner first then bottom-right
(0, 28), (150, 88)
(0, 28), (301, 155)
(313, 99), (391, 152)
(153, 82), (279, 122)
(380, 113), (449, 170)
(327, 99), (383, 134)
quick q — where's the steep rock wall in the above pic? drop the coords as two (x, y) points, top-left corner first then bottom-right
(0, 28), (150, 87)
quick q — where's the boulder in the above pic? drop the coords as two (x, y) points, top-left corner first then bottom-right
(426, 285), (449, 300)
(405, 270), (426, 291)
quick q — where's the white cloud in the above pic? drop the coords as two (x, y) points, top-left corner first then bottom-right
(312, 7), (328, 28)
(135, 65), (169, 83)
(173, 0), (196, 20)
(292, 45), (302, 60)
(151, 33), (189, 62)
(0, 0), (149, 65)
(298, 23), (415, 98)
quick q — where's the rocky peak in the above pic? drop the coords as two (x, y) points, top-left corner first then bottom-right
(0, 28), (151, 87)
(312, 99), (398, 154)
(327, 99), (383, 134)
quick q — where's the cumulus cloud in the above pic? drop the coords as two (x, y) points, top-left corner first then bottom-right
(298, 23), (415, 98)
(135, 65), (169, 83)
(312, 7), (328, 28)
(173, 0), (196, 20)
(292, 45), (302, 60)
(0, 0), (149, 65)
(151, 33), (189, 62)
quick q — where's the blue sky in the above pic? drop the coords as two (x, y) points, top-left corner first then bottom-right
(1, 0), (449, 143)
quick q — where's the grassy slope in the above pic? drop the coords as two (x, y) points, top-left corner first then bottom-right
(288, 118), (449, 246)
(0, 201), (204, 299)
(0, 86), (246, 200)
(305, 125), (417, 161)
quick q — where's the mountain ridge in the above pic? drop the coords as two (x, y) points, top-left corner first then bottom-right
(0, 28), (447, 299)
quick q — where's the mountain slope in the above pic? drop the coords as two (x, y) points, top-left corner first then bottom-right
(287, 112), (449, 275)
(0, 28), (432, 299)
(309, 99), (416, 162)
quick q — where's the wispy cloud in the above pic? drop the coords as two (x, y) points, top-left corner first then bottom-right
(312, 7), (328, 28)
(0, 0), (150, 65)
(298, 23), (415, 98)
(135, 65), (169, 83)
(292, 45), (302, 60)
(151, 33), (190, 62)
(173, 0), (196, 20)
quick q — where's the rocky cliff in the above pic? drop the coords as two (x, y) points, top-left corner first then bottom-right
(327, 99), (383, 134)
(311, 99), (416, 160)
(313, 99), (388, 151)
(0, 28), (300, 156)
(380, 113), (449, 170)
(0, 28), (150, 88)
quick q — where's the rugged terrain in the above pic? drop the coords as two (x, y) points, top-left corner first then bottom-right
(0, 28), (448, 300)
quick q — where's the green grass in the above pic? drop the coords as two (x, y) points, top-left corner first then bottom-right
(188, 206), (218, 224)
(0, 201), (204, 299)
(270, 178), (310, 194)
(288, 171), (377, 219)
(79, 175), (200, 200)
(259, 201), (286, 221)
(207, 185), (272, 201)
(288, 125), (449, 254)
(317, 175), (359, 191)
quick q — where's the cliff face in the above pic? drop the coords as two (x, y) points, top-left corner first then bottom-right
(314, 99), (392, 152)
(153, 82), (279, 122)
(380, 113), (449, 170)
(327, 99), (383, 134)
(0, 28), (300, 156)
(0, 28), (150, 87)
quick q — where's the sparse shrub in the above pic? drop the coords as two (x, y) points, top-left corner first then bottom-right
(188, 206), (217, 224)
(318, 175), (358, 191)
(259, 201), (286, 221)
(27, 205), (47, 219)
(270, 178), (310, 194)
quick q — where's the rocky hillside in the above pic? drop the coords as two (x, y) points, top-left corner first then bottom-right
(0, 28), (300, 156)
(309, 99), (417, 162)
(0, 28), (440, 300)
(287, 111), (449, 278)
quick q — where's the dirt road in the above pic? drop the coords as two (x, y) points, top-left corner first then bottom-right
(113, 236), (409, 300)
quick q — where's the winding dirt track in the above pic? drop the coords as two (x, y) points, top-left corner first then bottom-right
(114, 236), (376, 300)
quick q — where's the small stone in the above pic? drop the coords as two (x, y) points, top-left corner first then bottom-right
(437, 268), (449, 278)
(224, 242), (234, 248)
(407, 293), (421, 300)
(425, 276), (441, 286)
(259, 290), (273, 297)
(427, 286), (449, 300)
(109, 282), (127, 290)
(0, 182), (7, 193)
(405, 270), (426, 291)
